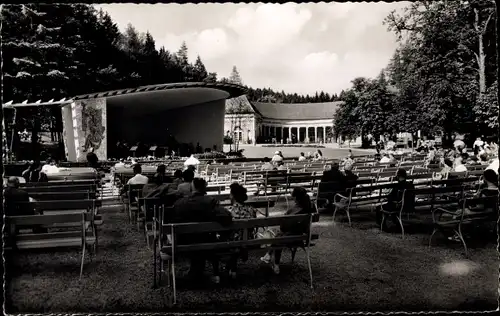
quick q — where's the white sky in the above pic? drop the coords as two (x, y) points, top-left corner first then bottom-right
(96, 2), (410, 95)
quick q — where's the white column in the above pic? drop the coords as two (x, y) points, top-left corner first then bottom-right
(306, 127), (309, 142)
(281, 126), (284, 143)
(288, 127), (291, 143)
(323, 126), (326, 143)
(314, 126), (318, 143)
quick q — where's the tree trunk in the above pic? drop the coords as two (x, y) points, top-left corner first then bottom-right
(31, 119), (40, 159)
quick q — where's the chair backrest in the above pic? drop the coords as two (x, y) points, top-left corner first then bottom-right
(20, 179), (99, 187)
(28, 191), (95, 201)
(23, 184), (97, 193)
(16, 199), (97, 211)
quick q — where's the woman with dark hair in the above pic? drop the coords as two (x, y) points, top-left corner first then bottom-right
(260, 187), (314, 274)
(142, 173), (170, 197)
(226, 183), (258, 278)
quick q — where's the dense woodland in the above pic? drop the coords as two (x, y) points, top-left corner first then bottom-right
(333, 0), (498, 145)
(1, 2), (498, 155)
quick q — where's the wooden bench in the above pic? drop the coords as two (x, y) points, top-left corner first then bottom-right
(429, 195), (498, 256)
(28, 191), (97, 201)
(155, 212), (320, 304)
(22, 184), (98, 194)
(20, 179), (100, 187)
(4, 212), (96, 279)
(380, 186), (466, 238)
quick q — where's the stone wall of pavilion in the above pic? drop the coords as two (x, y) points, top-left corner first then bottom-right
(224, 114), (257, 145)
(61, 98), (107, 162)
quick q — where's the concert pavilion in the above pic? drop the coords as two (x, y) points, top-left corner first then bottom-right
(3, 82), (246, 162)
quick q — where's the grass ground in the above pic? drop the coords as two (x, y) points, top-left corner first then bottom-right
(227, 144), (374, 159)
(5, 202), (498, 313)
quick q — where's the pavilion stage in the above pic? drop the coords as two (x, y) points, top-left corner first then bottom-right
(61, 82), (246, 162)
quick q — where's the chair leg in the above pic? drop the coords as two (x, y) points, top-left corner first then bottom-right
(79, 244), (86, 280)
(332, 205), (338, 226)
(171, 259), (177, 304)
(305, 245), (314, 289)
(455, 228), (469, 257)
(428, 228), (438, 248)
(380, 213), (386, 232)
(345, 208), (352, 227)
(396, 216), (405, 239)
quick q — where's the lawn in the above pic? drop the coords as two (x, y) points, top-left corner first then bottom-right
(5, 203), (498, 313)
(225, 144), (374, 159)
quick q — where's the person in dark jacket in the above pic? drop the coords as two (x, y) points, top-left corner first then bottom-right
(4, 177), (33, 216)
(375, 168), (415, 228)
(260, 187), (314, 275)
(343, 163), (359, 196)
(319, 162), (346, 206)
(171, 169), (184, 189)
(173, 178), (232, 284)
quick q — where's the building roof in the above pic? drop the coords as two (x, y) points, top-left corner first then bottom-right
(3, 82), (246, 107)
(251, 101), (343, 120)
(225, 95), (256, 114)
(74, 82), (246, 101)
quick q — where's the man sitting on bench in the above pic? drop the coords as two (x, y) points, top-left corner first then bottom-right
(4, 177), (46, 234)
(172, 178), (232, 284)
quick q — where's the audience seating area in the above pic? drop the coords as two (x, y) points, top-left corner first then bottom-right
(3, 151), (498, 305)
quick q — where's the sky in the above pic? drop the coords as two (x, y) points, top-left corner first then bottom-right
(96, 2), (410, 95)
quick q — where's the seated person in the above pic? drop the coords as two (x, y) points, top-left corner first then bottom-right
(313, 150), (323, 161)
(271, 151), (283, 163)
(298, 152), (307, 162)
(177, 169), (195, 197)
(276, 161), (287, 171)
(260, 187), (314, 275)
(171, 169), (184, 189)
(173, 178), (232, 284)
(260, 157), (275, 171)
(379, 154), (391, 164)
(375, 169), (415, 227)
(142, 173), (170, 198)
(435, 158), (453, 180)
(41, 158), (60, 174)
(343, 163), (359, 194)
(21, 161), (47, 183)
(4, 177), (46, 235)
(226, 183), (258, 279)
(127, 164), (149, 185)
(156, 164), (166, 178)
(486, 158), (499, 174)
(453, 155), (468, 173)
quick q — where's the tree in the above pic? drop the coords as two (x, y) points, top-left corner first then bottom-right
(229, 65), (243, 85)
(384, 0), (497, 138)
(193, 55), (208, 82)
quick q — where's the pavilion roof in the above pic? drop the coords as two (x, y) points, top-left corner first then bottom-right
(252, 101), (343, 120)
(2, 82), (247, 108)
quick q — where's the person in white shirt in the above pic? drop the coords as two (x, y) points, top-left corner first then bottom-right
(473, 137), (484, 154)
(380, 154), (391, 163)
(41, 158), (60, 174)
(127, 164), (149, 185)
(453, 156), (468, 173)
(454, 139), (466, 153)
(298, 152), (307, 162)
(271, 151), (283, 163)
(276, 161), (287, 171)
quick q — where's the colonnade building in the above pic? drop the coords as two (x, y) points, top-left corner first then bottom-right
(224, 96), (343, 145)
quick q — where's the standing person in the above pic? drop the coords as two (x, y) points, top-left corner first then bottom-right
(260, 187), (314, 274)
(226, 183), (258, 279)
(173, 178), (232, 284)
